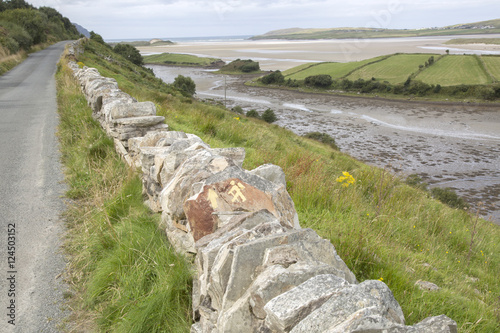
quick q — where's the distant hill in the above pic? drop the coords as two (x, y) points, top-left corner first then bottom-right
(73, 23), (90, 37)
(251, 18), (500, 40)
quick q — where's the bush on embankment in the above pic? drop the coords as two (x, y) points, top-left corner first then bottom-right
(61, 39), (500, 332)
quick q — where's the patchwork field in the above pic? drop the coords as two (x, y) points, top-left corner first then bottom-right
(346, 54), (434, 84)
(284, 57), (385, 80)
(282, 53), (498, 87)
(416, 55), (491, 86)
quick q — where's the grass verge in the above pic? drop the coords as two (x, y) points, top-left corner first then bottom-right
(64, 39), (500, 332)
(0, 50), (25, 75)
(56, 52), (192, 333)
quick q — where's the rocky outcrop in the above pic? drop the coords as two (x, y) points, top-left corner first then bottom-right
(66, 39), (457, 333)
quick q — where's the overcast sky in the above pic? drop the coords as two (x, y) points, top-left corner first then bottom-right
(29, 0), (500, 40)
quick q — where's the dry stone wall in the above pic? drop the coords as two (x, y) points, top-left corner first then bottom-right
(65, 39), (457, 333)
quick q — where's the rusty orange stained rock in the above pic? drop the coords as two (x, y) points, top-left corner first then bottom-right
(184, 178), (277, 241)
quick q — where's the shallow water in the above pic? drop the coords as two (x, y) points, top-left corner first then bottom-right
(149, 65), (500, 224)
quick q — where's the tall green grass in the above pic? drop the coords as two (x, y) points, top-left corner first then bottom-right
(67, 39), (500, 332)
(57, 55), (192, 333)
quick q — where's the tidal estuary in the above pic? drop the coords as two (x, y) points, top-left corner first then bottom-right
(148, 64), (500, 224)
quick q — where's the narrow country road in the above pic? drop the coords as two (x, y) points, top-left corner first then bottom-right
(1, 42), (70, 332)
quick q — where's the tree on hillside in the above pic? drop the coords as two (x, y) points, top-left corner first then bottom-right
(240, 60), (260, 72)
(173, 75), (196, 97)
(90, 31), (109, 47)
(39, 6), (79, 37)
(0, 8), (48, 44)
(113, 43), (143, 66)
(0, 0), (33, 11)
(0, 21), (31, 51)
(305, 74), (333, 88)
(260, 70), (285, 85)
(0, 3), (80, 53)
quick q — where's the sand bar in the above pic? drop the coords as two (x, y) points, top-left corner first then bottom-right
(138, 34), (500, 70)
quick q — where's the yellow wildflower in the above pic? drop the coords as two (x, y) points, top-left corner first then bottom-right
(336, 171), (355, 188)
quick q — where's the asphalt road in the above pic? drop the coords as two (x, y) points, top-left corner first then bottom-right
(0, 42), (69, 332)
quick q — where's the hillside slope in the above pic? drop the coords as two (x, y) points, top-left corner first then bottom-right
(251, 18), (500, 40)
(63, 38), (500, 332)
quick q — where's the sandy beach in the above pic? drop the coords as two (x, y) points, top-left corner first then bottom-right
(138, 34), (500, 70)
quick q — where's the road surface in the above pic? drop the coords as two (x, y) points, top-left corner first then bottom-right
(0, 42), (69, 332)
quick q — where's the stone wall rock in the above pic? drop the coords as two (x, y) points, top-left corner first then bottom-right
(66, 39), (457, 333)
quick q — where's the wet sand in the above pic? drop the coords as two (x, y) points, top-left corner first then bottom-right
(139, 34), (500, 70)
(144, 35), (500, 223)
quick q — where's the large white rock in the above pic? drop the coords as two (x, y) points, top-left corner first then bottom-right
(264, 274), (349, 332)
(110, 101), (157, 119)
(290, 280), (405, 333)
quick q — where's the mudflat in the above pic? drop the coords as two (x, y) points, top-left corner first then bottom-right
(138, 34), (500, 70)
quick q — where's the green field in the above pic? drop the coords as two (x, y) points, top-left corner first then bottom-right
(143, 53), (221, 67)
(256, 53), (500, 100)
(277, 53), (500, 92)
(482, 55), (500, 81)
(285, 57), (385, 80)
(416, 55), (491, 86)
(282, 63), (317, 77)
(346, 54), (435, 84)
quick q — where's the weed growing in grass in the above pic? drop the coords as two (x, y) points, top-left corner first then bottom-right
(467, 203), (483, 266)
